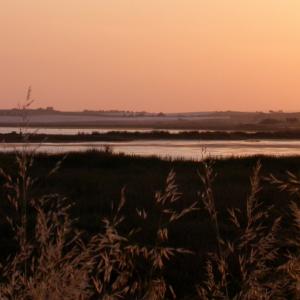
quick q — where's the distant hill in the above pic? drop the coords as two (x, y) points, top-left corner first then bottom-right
(0, 109), (300, 130)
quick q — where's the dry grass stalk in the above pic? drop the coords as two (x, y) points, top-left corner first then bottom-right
(267, 171), (300, 298)
(0, 150), (196, 299)
(197, 161), (283, 300)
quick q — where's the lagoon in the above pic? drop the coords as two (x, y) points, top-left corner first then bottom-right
(1, 139), (300, 159)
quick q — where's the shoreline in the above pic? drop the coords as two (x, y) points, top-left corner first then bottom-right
(2, 130), (300, 142)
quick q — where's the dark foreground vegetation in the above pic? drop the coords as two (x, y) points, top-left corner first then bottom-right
(4, 129), (300, 143)
(1, 150), (300, 298)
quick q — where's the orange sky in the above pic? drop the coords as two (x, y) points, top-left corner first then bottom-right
(1, 0), (300, 112)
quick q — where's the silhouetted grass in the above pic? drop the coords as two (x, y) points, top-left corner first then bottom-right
(1, 151), (300, 298)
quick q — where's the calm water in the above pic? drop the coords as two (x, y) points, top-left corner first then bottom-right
(1, 140), (300, 160)
(1, 127), (300, 159)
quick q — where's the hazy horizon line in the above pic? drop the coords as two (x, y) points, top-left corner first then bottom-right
(0, 107), (299, 114)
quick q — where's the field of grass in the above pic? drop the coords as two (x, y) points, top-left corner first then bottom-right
(1, 151), (300, 298)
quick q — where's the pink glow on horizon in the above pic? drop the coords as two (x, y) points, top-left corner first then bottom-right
(1, 1), (300, 112)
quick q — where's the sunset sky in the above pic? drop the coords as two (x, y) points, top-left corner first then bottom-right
(1, 1), (300, 112)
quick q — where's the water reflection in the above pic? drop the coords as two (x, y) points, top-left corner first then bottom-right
(1, 140), (300, 159)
